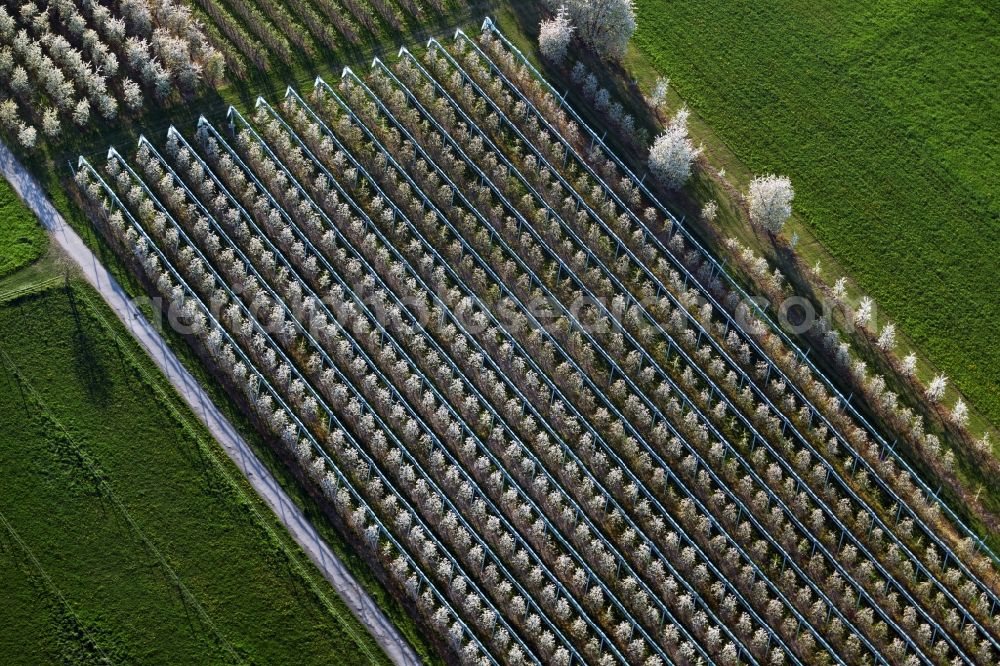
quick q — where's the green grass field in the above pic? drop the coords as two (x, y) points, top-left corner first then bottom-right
(631, 0), (999, 429)
(0, 284), (392, 665)
(0, 177), (47, 279)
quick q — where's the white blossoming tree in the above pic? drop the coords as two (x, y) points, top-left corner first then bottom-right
(926, 373), (948, 404)
(701, 200), (718, 224)
(648, 107), (701, 190)
(539, 6), (574, 65)
(876, 323), (896, 352)
(122, 78), (143, 111)
(832, 277), (848, 301)
(748, 174), (794, 234)
(854, 296), (873, 328)
(650, 76), (669, 108)
(563, 0), (637, 61)
(41, 107), (60, 138)
(73, 98), (91, 126)
(951, 399), (969, 428)
(17, 122), (36, 149)
(0, 99), (18, 130)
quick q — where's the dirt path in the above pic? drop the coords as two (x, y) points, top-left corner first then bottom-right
(0, 140), (421, 666)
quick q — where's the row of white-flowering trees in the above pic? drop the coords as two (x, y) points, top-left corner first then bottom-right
(535, 5), (796, 232)
(535, 4), (979, 476)
(0, 0), (222, 150)
(76, 30), (999, 665)
(508, 12), (979, 508)
(564, 61), (649, 150)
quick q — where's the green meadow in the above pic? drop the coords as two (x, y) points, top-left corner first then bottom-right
(632, 0), (999, 428)
(0, 284), (392, 665)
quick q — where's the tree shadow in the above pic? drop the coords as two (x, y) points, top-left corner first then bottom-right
(64, 281), (111, 405)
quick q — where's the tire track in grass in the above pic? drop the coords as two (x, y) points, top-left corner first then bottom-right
(0, 507), (114, 665)
(0, 345), (247, 666)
